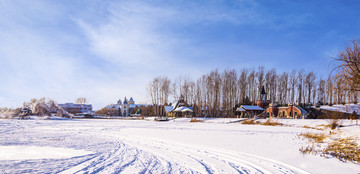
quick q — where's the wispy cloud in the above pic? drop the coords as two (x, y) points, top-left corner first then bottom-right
(77, 1), (176, 65)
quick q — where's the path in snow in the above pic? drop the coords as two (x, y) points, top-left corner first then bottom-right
(57, 126), (310, 174)
(59, 137), (310, 174)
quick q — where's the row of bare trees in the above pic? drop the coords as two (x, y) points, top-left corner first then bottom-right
(146, 40), (360, 117)
(147, 69), (359, 117)
(147, 77), (171, 116)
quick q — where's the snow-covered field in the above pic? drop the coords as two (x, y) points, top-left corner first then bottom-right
(0, 118), (359, 173)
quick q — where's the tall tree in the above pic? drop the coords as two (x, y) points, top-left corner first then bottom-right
(289, 69), (297, 103)
(238, 68), (248, 104)
(297, 70), (305, 104)
(305, 72), (316, 104)
(248, 69), (256, 104)
(327, 75), (334, 104)
(318, 78), (326, 104)
(335, 40), (360, 91)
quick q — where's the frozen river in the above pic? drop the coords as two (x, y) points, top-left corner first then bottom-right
(0, 118), (359, 173)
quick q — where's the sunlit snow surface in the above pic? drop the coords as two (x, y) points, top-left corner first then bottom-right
(0, 118), (359, 173)
(0, 146), (93, 160)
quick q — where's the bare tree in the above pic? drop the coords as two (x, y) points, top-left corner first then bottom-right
(305, 72), (316, 104)
(334, 74), (346, 104)
(248, 69), (256, 104)
(23, 98), (70, 117)
(265, 68), (277, 102)
(147, 77), (161, 115)
(222, 69), (237, 117)
(278, 72), (289, 105)
(297, 70), (305, 104)
(238, 68), (248, 104)
(256, 66), (265, 97)
(289, 69), (297, 103)
(327, 75), (334, 104)
(160, 77), (171, 105)
(75, 97), (87, 104)
(335, 40), (360, 91)
(318, 78), (326, 104)
(211, 70), (222, 116)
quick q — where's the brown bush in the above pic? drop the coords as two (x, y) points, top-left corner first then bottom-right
(299, 144), (319, 155)
(299, 132), (328, 143)
(299, 132), (360, 164)
(190, 118), (203, 122)
(326, 119), (343, 130)
(261, 119), (283, 126)
(323, 137), (360, 163)
(241, 119), (256, 125)
(303, 125), (323, 130)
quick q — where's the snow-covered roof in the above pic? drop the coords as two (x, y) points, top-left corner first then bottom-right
(129, 97), (134, 102)
(59, 103), (92, 109)
(295, 106), (308, 116)
(105, 104), (120, 109)
(241, 105), (264, 111)
(129, 104), (149, 108)
(236, 107), (245, 112)
(165, 106), (174, 112)
(172, 101), (178, 108)
(174, 107), (194, 112)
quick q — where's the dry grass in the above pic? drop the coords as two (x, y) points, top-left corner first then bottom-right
(299, 132), (360, 164)
(260, 119), (283, 126)
(299, 132), (328, 143)
(323, 137), (360, 163)
(303, 125), (323, 130)
(325, 119), (343, 130)
(189, 118), (203, 122)
(241, 118), (282, 126)
(299, 144), (319, 155)
(241, 119), (256, 125)
(303, 125), (313, 129)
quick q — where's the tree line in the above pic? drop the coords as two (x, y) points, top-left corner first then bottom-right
(147, 40), (360, 117)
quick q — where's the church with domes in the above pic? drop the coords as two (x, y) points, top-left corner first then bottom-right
(106, 97), (148, 116)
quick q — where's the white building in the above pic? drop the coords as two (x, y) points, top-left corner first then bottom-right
(106, 97), (148, 116)
(58, 103), (93, 115)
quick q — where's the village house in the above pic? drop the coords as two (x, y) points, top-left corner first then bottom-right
(236, 86), (307, 119)
(236, 86), (268, 118)
(236, 105), (264, 118)
(165, 95), (194, 117)
(266, 103), (308, 119)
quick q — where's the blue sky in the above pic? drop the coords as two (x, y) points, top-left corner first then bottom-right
(1, 0), (359, 109)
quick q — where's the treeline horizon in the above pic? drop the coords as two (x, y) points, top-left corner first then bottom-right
(147, 66), (358, 117)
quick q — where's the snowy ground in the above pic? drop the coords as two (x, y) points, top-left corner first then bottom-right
(0, 118), (360, 173)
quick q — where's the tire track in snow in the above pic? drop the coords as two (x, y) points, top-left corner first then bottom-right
(60, 142), (178, 174)
(61, 133), (310, 174)
(116, 136), (310, 174)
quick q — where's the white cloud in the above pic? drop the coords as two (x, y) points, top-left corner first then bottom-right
(77, 1), (178, 65)
(0, 0), (317, 109)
